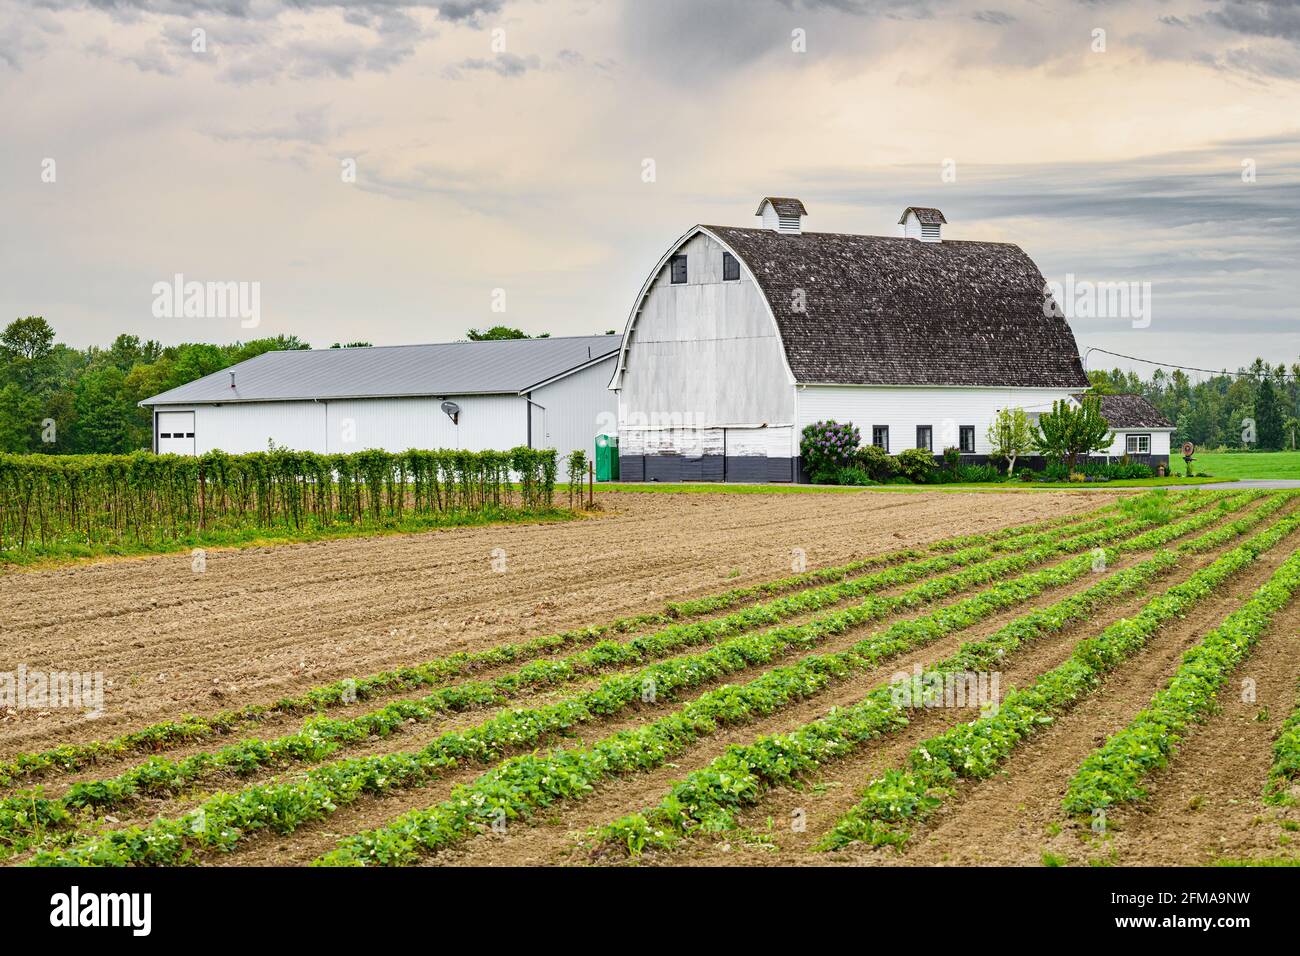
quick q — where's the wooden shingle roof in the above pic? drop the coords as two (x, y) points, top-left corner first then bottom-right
(898, 206), (947, 225)
(754, 197), (808, 218)
(1090, 393), (1174, 428)
(706, 225), (1089, 389)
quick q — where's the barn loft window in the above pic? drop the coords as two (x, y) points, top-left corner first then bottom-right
(722, 252), (740, 282)
(670, 254), (688, 285)
(872, 426), (889, 451)
(959, 425), (975, 453)
(1126, 434), (1151, 455)
(916, 425), (932, 451)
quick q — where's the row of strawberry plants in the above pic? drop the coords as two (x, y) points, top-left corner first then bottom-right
(586, 493), (1292, 854)
(23, 498), (1204, 865)
(10, 508), (1137, 827)
(299, 496), (1261, 866)
(1265, 683), (1300, 805)
(0, 501), (1122, 790)
(817, 505), (1300, 851)
(1060, 547), (1300, 816)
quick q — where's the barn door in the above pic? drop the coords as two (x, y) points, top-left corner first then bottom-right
(157, 411), (196, 455)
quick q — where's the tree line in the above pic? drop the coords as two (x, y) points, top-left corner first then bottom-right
(1088, 360), (1300, 451)
(2, 314), (1293, 454)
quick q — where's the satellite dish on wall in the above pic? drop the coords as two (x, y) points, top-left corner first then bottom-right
(441, 401), (461, 425)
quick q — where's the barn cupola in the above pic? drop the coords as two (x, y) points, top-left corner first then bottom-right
(898, 206), (947, 242)
(756, 197), (807, 235)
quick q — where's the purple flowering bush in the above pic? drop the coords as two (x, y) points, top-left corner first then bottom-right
(800, 420), (861, 483)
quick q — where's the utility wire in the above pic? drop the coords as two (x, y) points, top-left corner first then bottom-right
(1083, 347), (1282, 379)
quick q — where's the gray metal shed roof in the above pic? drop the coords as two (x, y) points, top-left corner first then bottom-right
(141, 334), (622, 406)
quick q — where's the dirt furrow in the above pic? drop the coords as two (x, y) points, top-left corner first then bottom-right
(853, 531), (1299, 868)
(0, 491), (1103, 753)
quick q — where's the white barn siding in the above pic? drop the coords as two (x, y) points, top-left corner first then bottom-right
(616, 232), (798, 478)
(153, 395), (527, 456)
(796, 385), (1080, 456)
(527, 355), (618, 460)
(617, 232), (795, 433)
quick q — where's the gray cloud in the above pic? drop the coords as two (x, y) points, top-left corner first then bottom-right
(447, 50), (540, 77)
(1207, 0), (1300, 43)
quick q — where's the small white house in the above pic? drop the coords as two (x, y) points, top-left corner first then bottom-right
(140, 335), (620, 460)
(609, 196), (1098, 481)
(1075, 393), (1174, 465)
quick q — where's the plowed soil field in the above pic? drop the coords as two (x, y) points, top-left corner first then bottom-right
(4, 488), (1298, 869)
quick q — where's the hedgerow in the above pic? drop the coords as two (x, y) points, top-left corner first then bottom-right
(0, 446), (558, 553)
(1061, 547), (1300, 815)
(818, 504), (1300, 851)
(0, 501), (1126, 789)
(24, 498), (1197, 865)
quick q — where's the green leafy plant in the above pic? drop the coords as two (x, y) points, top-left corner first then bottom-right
(800, 421), (861, 484)
(1033, 396), (1114, 471)
(987, 407), (1034, 476)
(894, 447), (936, 483)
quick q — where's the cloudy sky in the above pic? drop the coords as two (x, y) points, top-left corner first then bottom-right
(2, 0), (1298, 377)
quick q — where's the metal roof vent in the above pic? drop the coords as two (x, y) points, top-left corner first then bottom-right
(898, 206), (947, 242)
(756, 197), (807, 235)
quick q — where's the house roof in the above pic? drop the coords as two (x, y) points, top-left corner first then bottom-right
(754, 197), (808, 218)
(140, 334), (622, 406)
(703, 225), (1090, 389)
(898, 206), (947, 225)
(1083, 393), (1174, 429)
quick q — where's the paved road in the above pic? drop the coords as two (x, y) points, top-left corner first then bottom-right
(1196, 479), (1300, 489)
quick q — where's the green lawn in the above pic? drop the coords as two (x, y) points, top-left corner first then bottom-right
(1197, 451), (1300, 480)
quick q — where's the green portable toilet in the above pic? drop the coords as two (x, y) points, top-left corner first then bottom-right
(595, 434), (619, 481)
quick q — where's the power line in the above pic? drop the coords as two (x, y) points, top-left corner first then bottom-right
(1082, 347), (1279, 379)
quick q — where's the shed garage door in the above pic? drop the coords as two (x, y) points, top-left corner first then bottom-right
(157, 411), (196, 455)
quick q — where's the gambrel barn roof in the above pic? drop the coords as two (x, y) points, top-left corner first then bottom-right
(703, 225), (1090, 389)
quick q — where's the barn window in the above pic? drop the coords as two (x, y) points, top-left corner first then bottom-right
(722, 252), (740, 281)
(1126, 434), (1151, 455)
(872, 426), (889, 451)
(959, 425), (975, 453)
(916, 425), (932, 451)
(670, 254), (688, 285)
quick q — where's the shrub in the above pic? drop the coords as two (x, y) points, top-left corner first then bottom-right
(835, 466), (877, 486)
(956, 463), (1002, 483)
(1041, 460), (1071, 483)
(894, 447), (936, 483)
(800, 421), (861, 483)
(941, 446), (960, 473)
(853, 444), (896, 482)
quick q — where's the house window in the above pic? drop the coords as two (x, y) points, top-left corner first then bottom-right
(1126, 434), (1151, 455)
(959, 425), (976, 454)
(722, 252), (740, 281)
(872, 426), (889, 451)
(916, 425), (932, 451)
(670, 254), (688, 284)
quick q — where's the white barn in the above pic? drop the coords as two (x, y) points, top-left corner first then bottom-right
(607, 197), (1155, 481)
(140, 335), (620, 460)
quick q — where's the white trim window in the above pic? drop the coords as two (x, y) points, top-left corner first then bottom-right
(1126, 433), (1151, 455)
